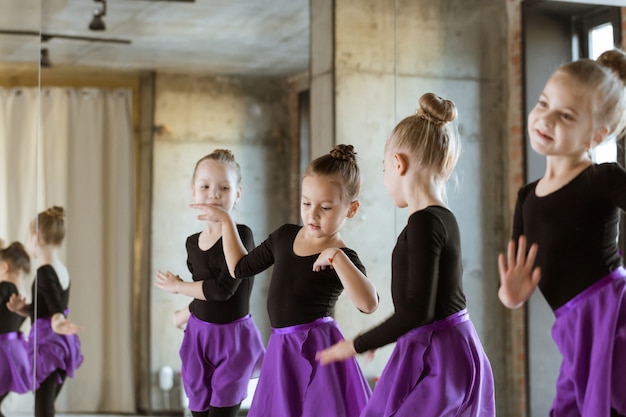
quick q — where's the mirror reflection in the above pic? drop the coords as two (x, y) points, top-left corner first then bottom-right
(1, 1), (625, 417)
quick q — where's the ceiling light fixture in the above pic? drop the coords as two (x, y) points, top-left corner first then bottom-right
(41, 48), (52, 68)
(89, 0), (106, 31)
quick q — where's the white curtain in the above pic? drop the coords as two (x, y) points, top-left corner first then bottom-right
(0, 87), (136, 413)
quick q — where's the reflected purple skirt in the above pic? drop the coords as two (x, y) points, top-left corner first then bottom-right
(550, 267), (626, 417)
(0, 332), (33, 394)
(362, 309), (495, 417)
(28, 316), (83, 386)
(248, 317), (371, 417)
(179, 314), (264, 411)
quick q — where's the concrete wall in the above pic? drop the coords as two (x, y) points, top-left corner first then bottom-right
(311, 0), (512, 414)
(149, 73), (294, 410)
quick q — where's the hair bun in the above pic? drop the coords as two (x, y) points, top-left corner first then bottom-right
(46, 206), (65, 219)
(597, 48), (626, 84)
(416, 93), (458, 125)
(329, 144), (357, 162)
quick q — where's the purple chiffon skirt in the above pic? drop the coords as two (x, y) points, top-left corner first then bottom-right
(179, 314), (264, 411)
(0, 332), (33, 394)
(362, 309), (495, 417)
(248, 317), (371, 417)
(28, 316), (83, 386)
(550, 267), (626, 417)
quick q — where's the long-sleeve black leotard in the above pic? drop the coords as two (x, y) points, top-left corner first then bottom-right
(353, 206), (466, 353)
(512, 162), (626, 310)
(233, 224), (367, 328)
(187, 224), (256, 324)
(33, 265), (69, 320)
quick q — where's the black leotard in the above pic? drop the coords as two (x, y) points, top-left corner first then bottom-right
(0, 281), (26, 333)
(512, 163), (626, 310)
(233, 224), (367, 328)
(354, 206), (466, 353)
(32, 265), (69, 320)
(187, 224), (256, 324)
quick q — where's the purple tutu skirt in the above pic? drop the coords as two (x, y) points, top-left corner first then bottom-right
(28, 317), (83, 386)
(550, 267), (626, 417)
(0, 332), (33, 394)
(362, 309), (495, 417)
(179, 313), (264, 411)
(248, 317), (371, 417)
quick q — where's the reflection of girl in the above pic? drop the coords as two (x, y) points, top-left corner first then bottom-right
(194, 145), (379, 417)
(7, 206), (83, 417)
(318, 94), (495, 417)
(498, 50), (626, 416)
(155, 150), (264, 417)
(0, 240), (32, 417)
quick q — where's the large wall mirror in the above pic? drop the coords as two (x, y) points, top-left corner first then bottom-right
(2, 0), (309, 414)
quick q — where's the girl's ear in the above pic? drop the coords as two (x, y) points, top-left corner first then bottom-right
(0, 261), (9, 275)
(591, 126), (610, 148)
(394, 152), (409, 176)
(236, 185), (242, 201)
(347, 200), (360, 219)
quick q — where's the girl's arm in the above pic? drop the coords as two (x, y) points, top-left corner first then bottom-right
(173, 305), (191, 329)
(189, 204), (248, 277)
(314, 248), (378, 313)
(154, 271), (206, 300)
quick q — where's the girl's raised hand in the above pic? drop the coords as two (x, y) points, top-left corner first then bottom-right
(497, 235), (541, 309)
(6, 293), (26, 313)
(312, 248), (341, 272)
(189, 203), (229, 222)
(154, 270), (183, 294)
(316, 339), (357, 365)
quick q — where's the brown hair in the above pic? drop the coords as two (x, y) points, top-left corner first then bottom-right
(192, 149), (242, 184)
(387, 92), (461, 181)
(303, 144), (361, 202)
(31, 206), (66, 246)
(0, 240), (31, 274)
(559, 49), (626, 137)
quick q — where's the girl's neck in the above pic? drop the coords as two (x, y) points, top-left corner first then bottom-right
(544, 154), (591, 180)
(37, 246), (58, 266)
(405, 176), (447, 215)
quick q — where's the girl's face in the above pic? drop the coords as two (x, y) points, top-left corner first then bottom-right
(27, 230), (39, 259)
(528, 71), (603, 158)
(192, 160), (241, 215)
(300, 174), (356, 239)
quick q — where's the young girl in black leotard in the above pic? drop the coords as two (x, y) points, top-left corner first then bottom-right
(154, 149), (264, 417)
(7, 206), (83, 417)
(193, 144), (379, 417)
(0, 240), (32, 417)
(498, 49), (626, 417)
(317, 94), (495, 417)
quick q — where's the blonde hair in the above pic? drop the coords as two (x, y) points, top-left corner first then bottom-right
(0, 240), (31, 274)
(31, 206), (66, 246)
(192, 149), (242, 184)
(387, 92), (461, 182)
(303, 144), (361, 202)
(559, 49), (626, 138)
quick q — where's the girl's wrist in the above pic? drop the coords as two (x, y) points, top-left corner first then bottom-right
(328, 248), (342, 264)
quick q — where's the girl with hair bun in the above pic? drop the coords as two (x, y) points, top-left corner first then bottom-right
(7, 206), (83, 417)
(192, 144), (379, 417)
(0, 240), (32, 417)
(154, 149), (264, 417)
(317, 94), (495, 417)
(498, 49), (626, 416)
